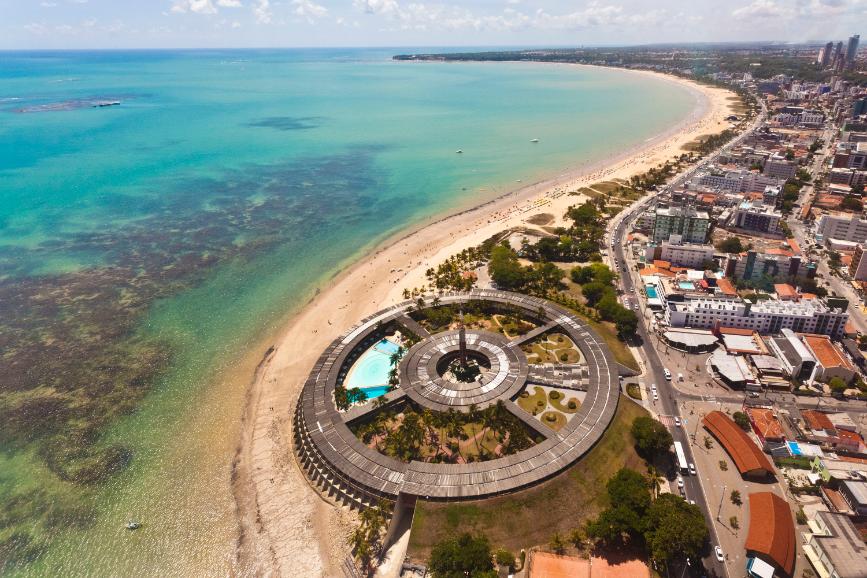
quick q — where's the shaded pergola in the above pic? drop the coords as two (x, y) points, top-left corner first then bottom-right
(294, 289), (620, 507)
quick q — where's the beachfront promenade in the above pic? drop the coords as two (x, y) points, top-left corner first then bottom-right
(294, 290), (620, 507)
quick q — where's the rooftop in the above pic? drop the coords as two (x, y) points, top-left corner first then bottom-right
(747, 407), (785, 441)
(702, 411), (774, 477)
(802, 334), (856, 371)
(802, 410), (835, 432)
(745, 492), (796, 577)
(810, 511), (867, 578)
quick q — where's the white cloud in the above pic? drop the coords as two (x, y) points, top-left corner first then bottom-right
(731, 0), (790, 20)
(24, 22), (48, 34)
(40, 2), (58, 7)
(253, 0), (272, 23)
(292, 0), (328, 20)
(353, 0), (400, 15)
(217, 0), (243, 6)
(171, 0), (218, 14)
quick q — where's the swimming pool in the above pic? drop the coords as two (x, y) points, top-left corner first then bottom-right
(678, 281), (695, 291)
(345, 339), (401, 399)
(645, 286), (659, 299)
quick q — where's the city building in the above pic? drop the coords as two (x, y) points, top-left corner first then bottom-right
(652, 206), (710, 244)
(731, 201), (783, 234)
(802, 334), (858, 384)
(723, 250), (814, 284)
(849, 244), (867, 280)
(803, 510), (867, 578)
(839, 481), (867, 515)
(818, 42), (834, 67)
(702, 411), (774, 479)
(846, 34), (860, 68)
(645, 237), (715, 269)
(763, 153), (797, 180)
(768, 328), (818, 380)
(745, 492), (796, 578)
(665, 298), (849, 337)
(816, 214), (867, 245)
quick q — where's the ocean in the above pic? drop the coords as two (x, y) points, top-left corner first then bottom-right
(0, 48), (695, 576)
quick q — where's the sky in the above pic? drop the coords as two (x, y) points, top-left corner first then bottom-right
(1, 0), (866, 50)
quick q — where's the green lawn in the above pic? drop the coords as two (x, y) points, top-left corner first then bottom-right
(407, 399), (647, 562)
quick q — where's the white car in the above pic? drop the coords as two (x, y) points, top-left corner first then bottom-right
(714, 546), (724, 562)
(689, 463), (696, 476)
(677, 476), (684, 489)
(663, 368), (672, 380)
(674, 417), (681, 427)
(653, 392), (659, 401)
(689, 500), (696, 506)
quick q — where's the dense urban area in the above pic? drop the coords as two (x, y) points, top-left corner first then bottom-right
(323, 39), (867, 578)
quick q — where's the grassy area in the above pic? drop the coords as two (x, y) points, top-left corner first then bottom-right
(548, 390), (579, 414)
(522, 332), (581, 364)
(539, 411), (567, 431)
(560, 280), (639, 373)
(407, 399), (648, 561)
(517, 386), (548, 415)
(626, 383), (642, 400)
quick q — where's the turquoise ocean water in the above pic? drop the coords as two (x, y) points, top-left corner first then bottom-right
(0, 49), (695, 576)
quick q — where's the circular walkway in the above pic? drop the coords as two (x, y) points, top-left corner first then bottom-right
(294, 289), (620, 505)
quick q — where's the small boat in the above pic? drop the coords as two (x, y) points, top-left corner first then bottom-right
(93, 100), (121, 108)
(126, 520), (141, 530)
(455, 149), (463, 154)
(530, 138), (539, 143)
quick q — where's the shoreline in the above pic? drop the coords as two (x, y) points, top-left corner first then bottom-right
(230, 63), (740, 576)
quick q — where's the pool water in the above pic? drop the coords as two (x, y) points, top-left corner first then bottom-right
(646, 286), (659, 299)
(678, 281), (695, 290)
(345, 339), (401, 398)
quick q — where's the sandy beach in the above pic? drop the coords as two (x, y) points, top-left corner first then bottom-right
(230, 65), (740, 577)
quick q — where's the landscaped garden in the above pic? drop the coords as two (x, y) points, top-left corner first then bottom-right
(521, 332), (583, 364)
(407, 399), (647, 559)
(350, 401), (542, 464)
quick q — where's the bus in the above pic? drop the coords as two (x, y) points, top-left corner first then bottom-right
(673, 441), (689, 474)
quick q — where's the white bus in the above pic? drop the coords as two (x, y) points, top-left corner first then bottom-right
(673, 441), (689, 474)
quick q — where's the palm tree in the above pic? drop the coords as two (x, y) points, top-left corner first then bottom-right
(646, 464), (664, 498)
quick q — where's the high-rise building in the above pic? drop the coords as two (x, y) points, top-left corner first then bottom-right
(818, 41), (834, 67)
(833, 41), (845, 69)
(652, 206), (710, 244)
(846, 34), (860, 67)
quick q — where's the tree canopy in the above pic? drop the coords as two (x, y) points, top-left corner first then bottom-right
(429, 533), (497, 578)
(630, 416), (673, 458)
(715, 236), (744, 254)
(644, 494), (708, 564)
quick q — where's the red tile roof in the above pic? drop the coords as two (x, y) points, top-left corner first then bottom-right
(802, 410), (834, 432)
(774, 284), (798, 298)
(802, 334), (856, 371)
(745, 492), (796, 577)
(702, 411), (774, 478)
(747, 407), (785, 441)
(717, 278), (738, 296)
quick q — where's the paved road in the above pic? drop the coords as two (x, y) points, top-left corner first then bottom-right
(602, 103), (768, 577)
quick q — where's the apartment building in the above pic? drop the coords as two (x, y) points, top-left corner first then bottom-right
(652, 206), (710, 244)
(723, 250), (815, 283)
(645, 236), (716, 269)
(665, 297), (849, 337)
(816, 213), (867, 244)
(763, 154), (798, 180)
(731, 201), (783, 234)
(850, 244), (867, 280)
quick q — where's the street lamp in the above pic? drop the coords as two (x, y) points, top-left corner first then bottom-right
(717, 484), (726, 522)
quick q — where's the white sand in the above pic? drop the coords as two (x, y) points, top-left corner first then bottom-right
(231, 66), (739, 577)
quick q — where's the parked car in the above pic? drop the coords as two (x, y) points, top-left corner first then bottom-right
(714, 546), (724, 562)
(663, 368), (671, 380)
(689, 463), (696, 476)
(677, 476), (684, 489)
(674, 417), (681, 427)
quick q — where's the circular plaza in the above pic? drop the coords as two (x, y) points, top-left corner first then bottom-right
(294, 289), (621, 506)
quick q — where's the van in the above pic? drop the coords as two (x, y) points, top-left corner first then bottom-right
(663, 368), (671, 380)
